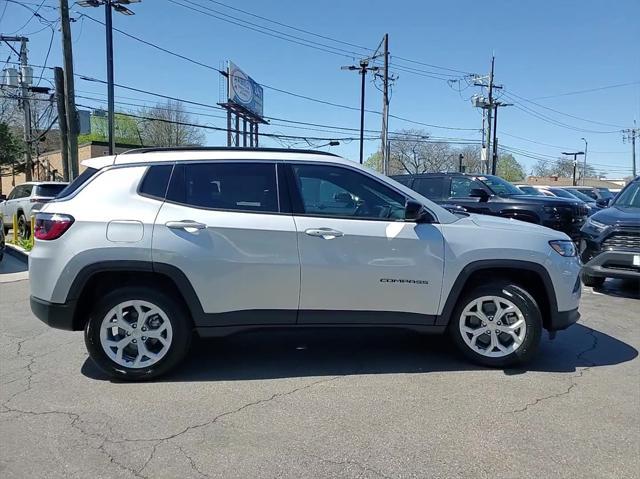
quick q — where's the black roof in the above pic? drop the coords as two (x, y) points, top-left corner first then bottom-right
(120, 146), (339, 157)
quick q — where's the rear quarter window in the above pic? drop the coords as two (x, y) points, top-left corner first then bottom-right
(412, 177), (445, 200)
(56, 168), (99, 199)
(138, 164), (173, 200)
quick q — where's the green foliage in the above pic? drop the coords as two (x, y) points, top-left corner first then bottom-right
(496, 153), (525, 182)
(78, 113), (142, 145)
(0, 122), (23, 168)
(364, 151), (383, 172)
(8, 235), (34, 252)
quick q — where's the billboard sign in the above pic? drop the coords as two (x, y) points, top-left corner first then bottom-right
(228, 61), (264, 118)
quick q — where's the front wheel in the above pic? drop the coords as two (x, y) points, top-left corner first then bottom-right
(449, 282), (542, 368)
(84, 287), (192, 381)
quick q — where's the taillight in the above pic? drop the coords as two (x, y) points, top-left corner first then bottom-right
(34, 213), (75, 240)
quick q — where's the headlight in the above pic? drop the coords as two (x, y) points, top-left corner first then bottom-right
(549, 240), (577, 257)
(585, 217), (607, 232)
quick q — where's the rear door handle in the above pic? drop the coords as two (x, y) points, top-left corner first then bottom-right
(304, 228), (344, 239)
(166, 220), (207, 232)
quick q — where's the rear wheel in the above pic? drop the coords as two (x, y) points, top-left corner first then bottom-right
(84, 287), (192, 381)
(17, 213), (29, 240)
(581, 273), (605, 288)
(449, 282), (542, 368)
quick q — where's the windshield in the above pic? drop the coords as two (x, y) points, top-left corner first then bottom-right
(516, 186), (545, 196)
(479, 176), (523, 196)
(612, 182), (640, 208)
(563, 188), (594, 202)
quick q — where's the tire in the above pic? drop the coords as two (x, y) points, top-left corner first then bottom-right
(84, 286), (192, 381)
(17, 213), (29, 240)
(581, 273), (605, 288)
(448, 282), (542, 368)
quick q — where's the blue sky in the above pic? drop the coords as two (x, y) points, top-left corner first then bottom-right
(2, 0), (639, 177)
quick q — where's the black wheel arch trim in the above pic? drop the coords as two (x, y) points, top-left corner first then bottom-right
(436, 259), (559, 328)
(66, 260), (207, 326)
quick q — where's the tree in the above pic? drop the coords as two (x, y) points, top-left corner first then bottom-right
(138, 100), (205, 147)
(0, 123), (24, 195)
(532, 157), (596, 179)
(364, 151), (383, 172)
(79, 112), (143, 146)
(457, 145), (484, 174)
(387, 129), (458, 174)
(496, 153), (525, 181)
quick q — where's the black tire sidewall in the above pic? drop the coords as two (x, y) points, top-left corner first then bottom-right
(449, 282), (542, 368)
(85, 287), (192, 381)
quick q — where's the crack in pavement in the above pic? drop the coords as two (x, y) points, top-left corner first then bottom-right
(2, 375), (342, 476)
(511, 326), (599, 414)
(178, 445), (211, 479)
(306, 453), (392, 479)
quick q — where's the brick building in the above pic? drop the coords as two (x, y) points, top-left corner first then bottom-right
(1, 141), (139, 195)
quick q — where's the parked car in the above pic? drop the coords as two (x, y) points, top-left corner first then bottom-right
(0, 217), (5, 262)
(579, 176), (640, 287)
(533, 187), (599, 216)
(564, 186), (614, 206)
(393, 173), (589, 240)
(0, 182), (68, 239)
(514, 185), (549, 196)
(29, 147), (581, 380)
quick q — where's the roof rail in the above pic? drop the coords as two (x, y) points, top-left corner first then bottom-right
(119, 146), (340, 157)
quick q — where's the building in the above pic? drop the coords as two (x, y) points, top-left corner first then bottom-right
(525, 176), (626, 189)
(1, 141), (140, 195)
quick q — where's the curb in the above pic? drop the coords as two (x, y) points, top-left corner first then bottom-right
(5, 243), (30, 261)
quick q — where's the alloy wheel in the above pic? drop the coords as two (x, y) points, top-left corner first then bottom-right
(458, 295), (527, 358)
(99, 300), (173, 368)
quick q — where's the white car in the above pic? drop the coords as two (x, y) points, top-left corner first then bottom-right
(29, 147), (581, 380)
(0, 182), (68, 238)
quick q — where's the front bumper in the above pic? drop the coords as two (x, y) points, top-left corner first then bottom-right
(548, 307), (580, 331)
(30, 296), (77, 331)
(582, 250), (640, 280)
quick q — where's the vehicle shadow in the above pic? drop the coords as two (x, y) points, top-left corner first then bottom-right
(0, 249), (28, 274)
(591, 279), (639, 300)
(81, 323), (638, 383)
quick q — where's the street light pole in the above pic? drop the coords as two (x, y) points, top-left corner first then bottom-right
(562, 151), (585, 186)
(105, 1), (115, 155)
(78, 0), (139, 155)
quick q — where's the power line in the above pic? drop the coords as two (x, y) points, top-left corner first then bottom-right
(532, 81), (640, 100)
(503, 89), (629, 129)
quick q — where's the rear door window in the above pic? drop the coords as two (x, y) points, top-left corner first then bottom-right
(139, 164), (173, 200)
(412, 177), (445, 200)
(166, 162), (279, 213)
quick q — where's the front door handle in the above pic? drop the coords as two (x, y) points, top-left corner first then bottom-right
(304, 228), (344, 239)
(166, 220), (207, 232)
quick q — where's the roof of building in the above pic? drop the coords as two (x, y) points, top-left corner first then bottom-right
(525, 176), (624, 189)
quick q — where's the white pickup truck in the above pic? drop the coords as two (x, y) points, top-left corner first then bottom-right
(0, 182), (68, 239)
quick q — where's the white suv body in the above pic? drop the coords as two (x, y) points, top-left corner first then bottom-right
(1, 181), (68, 237)
(29, 148), (581, 380)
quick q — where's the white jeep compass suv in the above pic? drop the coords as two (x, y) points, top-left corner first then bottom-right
(29, 147), (581, 380)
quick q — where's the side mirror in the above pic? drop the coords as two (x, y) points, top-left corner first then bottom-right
(469, 188), (490, 202)
(405, 199), (433, 223)
(596, 198), (610, 208)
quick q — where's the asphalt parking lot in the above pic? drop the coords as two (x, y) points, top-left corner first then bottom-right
(1, 251), (639, 479)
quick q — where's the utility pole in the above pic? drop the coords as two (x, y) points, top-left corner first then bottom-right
(562, 151), (585, 186)
(342, 59), (379, 164)
(17, 38), (33, 181)
(622, 123), (638, 178)
(105, 0), (115, 155)
(60, 0), (79, 178)
(458, 153), (465, 173)
(581, 137), (588, 185)
(473, 56), (503, 174)
(485, 56), (495, 175)
(54, 67), (70, 181)
(381, 33), (389, 175)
